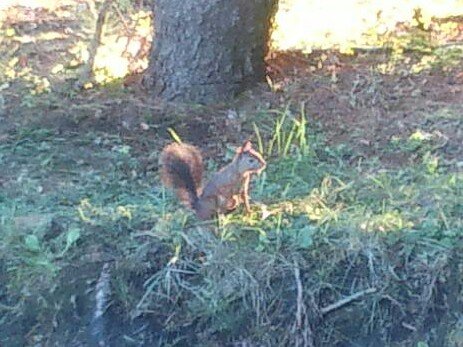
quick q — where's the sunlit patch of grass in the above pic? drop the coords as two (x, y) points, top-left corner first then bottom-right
(91, 10), (152, 85)
(0, 3), (151, 95)
(1, 57), (51, 95)
(273, 1), (463, 77)
(368, 25), (459, 75)
(58, 7), (151, 85)
(300, 176), (347, 224)
(431, 45), (463, 71)
(272, 0), (463, 52)
(9, 31), (67, 43)
(68, 41), (89, 66)
(77, 198), (135, 225)
(0, 0), (67, 10)
(360, 210), (414, 232)
(387, 129), (447, 157)
(409, 129), (433, 144)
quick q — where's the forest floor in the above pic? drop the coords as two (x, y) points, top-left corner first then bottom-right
(1, 2), (462, 346)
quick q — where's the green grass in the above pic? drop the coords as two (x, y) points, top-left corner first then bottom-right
(0, 110), (461, 345)
(1, 2), (462, 345)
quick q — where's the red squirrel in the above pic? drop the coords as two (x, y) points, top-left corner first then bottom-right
(160, 140), (266, 220)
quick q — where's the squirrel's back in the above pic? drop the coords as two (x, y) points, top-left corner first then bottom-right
(159, 140), (266, 220)
(159, 143), (203, 208)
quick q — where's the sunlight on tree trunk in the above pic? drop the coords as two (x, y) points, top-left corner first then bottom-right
(143, 0), (278, 104)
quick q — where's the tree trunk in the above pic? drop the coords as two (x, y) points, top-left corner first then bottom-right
(143, 0), (278, 104)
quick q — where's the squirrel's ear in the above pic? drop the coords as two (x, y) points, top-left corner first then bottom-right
(240, 140), (252, 153)
(235, 140), (253, 154)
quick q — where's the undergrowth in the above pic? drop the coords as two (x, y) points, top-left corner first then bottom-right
(0, 105), (461, 346)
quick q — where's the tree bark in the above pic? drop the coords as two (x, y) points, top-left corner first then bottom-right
(143, 0), (278, 104)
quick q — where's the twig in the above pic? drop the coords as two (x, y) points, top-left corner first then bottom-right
(293, 259), (303, 328)
(402, 322), (417, 332)
(91, 263), (112, 346)
(112, 2), (131, 36)
(320, 288), (377, 315)
(292, 258), (314, 347)
(77, 0), (112, 87)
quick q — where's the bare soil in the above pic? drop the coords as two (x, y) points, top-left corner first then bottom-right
(1, 6), (462, 170)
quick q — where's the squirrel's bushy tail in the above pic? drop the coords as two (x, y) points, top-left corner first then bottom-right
(159, 143), (203, 208)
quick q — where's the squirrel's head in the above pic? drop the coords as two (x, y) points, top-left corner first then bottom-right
(235, 140), (266, 175)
